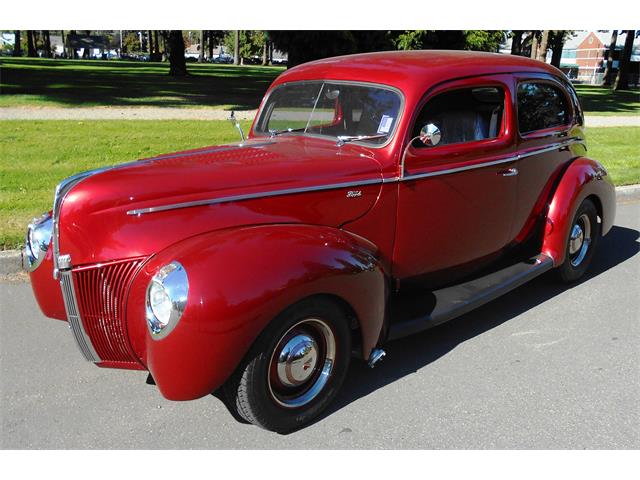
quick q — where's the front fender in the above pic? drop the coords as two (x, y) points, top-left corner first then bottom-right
(542, 157), (616, 265)
(126, 224), (386, 400)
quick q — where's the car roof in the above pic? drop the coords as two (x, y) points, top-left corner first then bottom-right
(271, 50), (566, 98)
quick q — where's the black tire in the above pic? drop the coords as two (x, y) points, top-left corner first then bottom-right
(223, 297), (351, 433)
(556, 198), (601, 283)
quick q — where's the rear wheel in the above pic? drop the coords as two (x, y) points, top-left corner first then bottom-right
(556, 198), (601, 283)
(223, 297), (351, 433)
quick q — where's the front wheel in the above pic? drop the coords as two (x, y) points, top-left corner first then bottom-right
(556, 198), (601, 283)
(223, 297), (351, 433)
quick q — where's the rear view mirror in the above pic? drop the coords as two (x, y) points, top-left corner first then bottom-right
(419, 123), (441, 147)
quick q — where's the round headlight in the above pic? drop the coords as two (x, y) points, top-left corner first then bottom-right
(146, 261), (188, 338)
(24, 212), (53, 271)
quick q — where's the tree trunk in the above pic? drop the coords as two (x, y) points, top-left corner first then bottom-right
(148, 30), (153, 54)
(208, 31), (214, 59)
(13, 30), (22, 56)
(550, 30), (565, 68)
(510, 30), (523, 55)
(603, 30), (618, 86)
(537, 30), (550, 62)
(26, 30), (37, 57)
(262, 40), (268, 65)
(530, 31), (539, 59)
(234, 30), (240, 65)
(199, 30), (205, 63)
(82, 30), (91, 59)
(42, 30), (52, 58)
(614, 30), (635, 91)
(168, 30), (187, 76)
(67, 30), (76, 58)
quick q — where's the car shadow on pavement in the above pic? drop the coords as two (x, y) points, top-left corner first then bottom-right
(319, 225), (640, 428)
(214, 225), (639, 433)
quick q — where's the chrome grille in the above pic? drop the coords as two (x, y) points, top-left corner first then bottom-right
(60, 270), (100, 362)
(72, 258), (144, 365)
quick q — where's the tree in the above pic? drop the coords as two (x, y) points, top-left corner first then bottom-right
(13, 30), (21, 56)
(530, 31), (540, 59)
(26, 30), (37, 57)
(603, 30), (618, 86)
(393, 30), (505, 52)
(42, 30), (52, 58)
(550, 30), (566, 68)
(122, 32), (140, 54)
(233, 30), (240, 65)
(168, 30), (187, 76)
(536, 30), (550, 61)
(510, 30), (524, 55)
(199, 30), (205, 63)
(614, 30), (636, 91)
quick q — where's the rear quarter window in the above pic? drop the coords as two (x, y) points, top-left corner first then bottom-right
(517, 82), (569, 134)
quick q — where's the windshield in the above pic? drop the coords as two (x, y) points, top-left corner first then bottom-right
(255, 81), (403, 145)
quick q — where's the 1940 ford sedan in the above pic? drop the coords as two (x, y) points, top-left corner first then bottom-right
(24, 51), (615, 433)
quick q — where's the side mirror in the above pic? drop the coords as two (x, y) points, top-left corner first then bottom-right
(419, 123), (441, 147)
(228, 110), (246, 142)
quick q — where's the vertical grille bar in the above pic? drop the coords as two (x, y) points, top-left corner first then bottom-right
(60, 270), (101, 362)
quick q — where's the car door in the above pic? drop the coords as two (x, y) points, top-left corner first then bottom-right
(510, 75), (581, 244)
(393, 76), (518, 284)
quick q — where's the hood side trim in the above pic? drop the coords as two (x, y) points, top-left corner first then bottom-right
(127, 177), (387, 216)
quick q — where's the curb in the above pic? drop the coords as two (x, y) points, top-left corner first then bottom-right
(0, 250), (22, 276)
(2, 185), (639, 277)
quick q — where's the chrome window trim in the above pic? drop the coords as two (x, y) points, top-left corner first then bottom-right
(253, 79), (406, 149)
(125, 137), (583, 216)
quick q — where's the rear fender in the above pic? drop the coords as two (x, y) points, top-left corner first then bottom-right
(542, 157), (615, 265)
(126, 224), (386, 400)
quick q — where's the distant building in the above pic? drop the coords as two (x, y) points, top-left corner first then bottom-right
(499, 31), (639, 86)
(560, 31), (639, 85)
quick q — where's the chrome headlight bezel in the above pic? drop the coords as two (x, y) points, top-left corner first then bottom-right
(23, 212), (53, 272)
(145, 261), (189, 339)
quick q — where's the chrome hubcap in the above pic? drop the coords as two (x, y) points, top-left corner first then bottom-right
(276, 334), (319, 387)
(268, 318), (336, 409)
(569, 214), (591, 267)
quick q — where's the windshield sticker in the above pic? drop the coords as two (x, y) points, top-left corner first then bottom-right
(377, 115), (393, 134)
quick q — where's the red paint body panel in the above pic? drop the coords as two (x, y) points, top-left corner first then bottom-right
(25, 51), (616, 403)
(125, 225), (385, 400)
(542, 158), (615, 265)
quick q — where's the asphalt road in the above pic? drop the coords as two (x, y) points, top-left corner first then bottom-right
(1, 201), (638, 449)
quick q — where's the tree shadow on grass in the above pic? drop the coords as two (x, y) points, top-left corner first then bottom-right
(0, 58), (283, 109)
(575, 85), (640, 115)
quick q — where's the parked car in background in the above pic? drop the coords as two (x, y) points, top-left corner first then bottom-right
(24, 51), (615, 433)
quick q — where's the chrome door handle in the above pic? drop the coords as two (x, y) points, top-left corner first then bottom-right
(498, 168), (518, 177)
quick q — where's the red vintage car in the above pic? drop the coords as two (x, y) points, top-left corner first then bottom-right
(24, 51), (615, 433)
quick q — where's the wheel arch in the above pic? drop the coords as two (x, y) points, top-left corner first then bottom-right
(126, 223), (387, 401)
(541, 157), (616, 266)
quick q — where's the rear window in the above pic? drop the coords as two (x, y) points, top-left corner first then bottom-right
(517, 82), (569, 134)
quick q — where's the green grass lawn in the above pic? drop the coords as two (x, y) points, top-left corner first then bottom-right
(574, 85), (640, 116)
(0, 121), (638, 249)
(0, 58), (284, 109)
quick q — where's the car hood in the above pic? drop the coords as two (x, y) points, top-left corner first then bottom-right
(58, 136), (384, 266)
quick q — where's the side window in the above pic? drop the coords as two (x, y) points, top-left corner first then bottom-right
(413, 86), (505, 147)
(517, 82), (569, 134)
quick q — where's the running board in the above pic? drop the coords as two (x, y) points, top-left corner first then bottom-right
(387, 254), (554, 341)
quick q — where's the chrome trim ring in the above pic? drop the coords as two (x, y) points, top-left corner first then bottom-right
(569, 213), (591, 267)
(268, 318), (336, 409)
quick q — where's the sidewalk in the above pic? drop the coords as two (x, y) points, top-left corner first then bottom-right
(0, 107), (637, 126)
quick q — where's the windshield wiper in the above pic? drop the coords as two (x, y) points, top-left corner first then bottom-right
(269, 127), (307, 137)
(336, 134), (388, 146)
